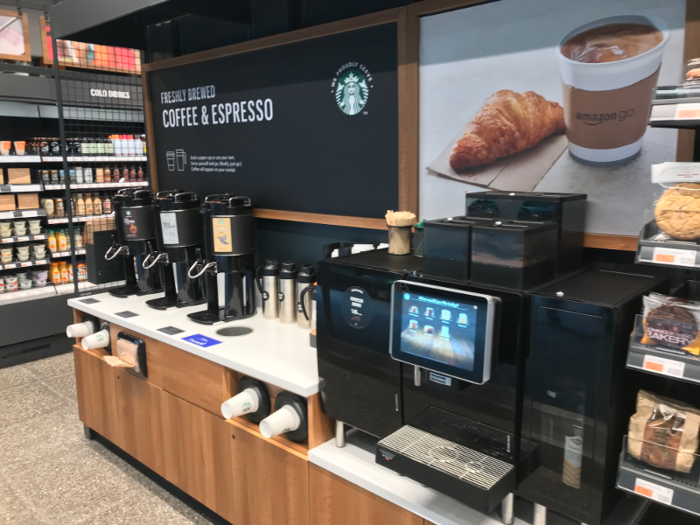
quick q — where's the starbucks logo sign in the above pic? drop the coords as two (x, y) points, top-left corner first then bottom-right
(332, 63), (373, 116)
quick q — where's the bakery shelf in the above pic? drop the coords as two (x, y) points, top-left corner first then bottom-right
(0, 209), (47, 220)
(41, 156), (147, 163)
(0, 233), (47, 244)
(0, 156), (43, 164)
(636, 220), (700, 269)
(50, 249), (85, 258)
(0, 184), (44, 193)
(627, 315), (700, 385)
(0, 258), (49, 270)
(617, 436), (700, 517)
(43, 181), (148, 190)
(47, 213), (114, 225)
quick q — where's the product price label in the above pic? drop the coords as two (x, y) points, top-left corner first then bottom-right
(634, 478), (674, 504)
(20, 262), (31, 267)
(16, 237), (28, 242)
(22, 211), (37, 217)
(676, 103), (700, 120)
(642, 355), (685, 378)
(160, 213), (179, 245)
(652, 247), (697, 267)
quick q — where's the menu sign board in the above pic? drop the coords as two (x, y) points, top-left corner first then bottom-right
(147, 24), (399, 220)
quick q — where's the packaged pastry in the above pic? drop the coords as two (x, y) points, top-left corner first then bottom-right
(654, 183), (700, 240)
(628, 390), (700, 473)
(641, 292), (700, 355)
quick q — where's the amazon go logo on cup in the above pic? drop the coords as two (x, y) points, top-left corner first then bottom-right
(558, 14), (669, 166)
(576, 108), (635, 125)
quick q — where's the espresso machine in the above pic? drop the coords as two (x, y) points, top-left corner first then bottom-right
(144, 190), (206, 310)
(317, 191), (663, 525)
(106, 188), (163, 297)
(188, 194), (256, 324)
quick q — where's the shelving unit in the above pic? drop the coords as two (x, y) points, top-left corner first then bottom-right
(44, 182), (147, 190)
(1, 233), (48, 244)
(47, 213), (114, 225)
(50, 249), (85, 258)
(0, 184), (43, 193)
(42, 156), (147, 162)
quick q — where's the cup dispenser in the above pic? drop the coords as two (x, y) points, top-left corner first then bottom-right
(106, 189), (163, 298)
(187, 194), (256, 324)
(221, 376), (271, 423)
(259, 391), (308, 443)
(145, 190), (206, 310)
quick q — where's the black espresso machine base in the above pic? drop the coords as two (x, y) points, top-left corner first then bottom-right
(146, 295), (178, 310)
(187, 307), (255, 325)
(108, 284), (157, 298)
(376, 408), (516, 514)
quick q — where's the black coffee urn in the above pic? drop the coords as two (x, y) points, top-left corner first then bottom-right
(145, 190), (206, 310)
(188, 194), (256, 324)
(107, 188), (163, 297)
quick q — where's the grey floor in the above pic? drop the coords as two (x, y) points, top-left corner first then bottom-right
(0, 353), (216, 525)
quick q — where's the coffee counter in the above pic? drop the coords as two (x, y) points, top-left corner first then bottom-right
(68, 293), (533, 525)
(67, 292), (320, 397)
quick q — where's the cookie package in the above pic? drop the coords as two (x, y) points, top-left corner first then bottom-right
(641, 292), (700, 355)
(654, 183), (700, 241)
(628, 390), (700, 474)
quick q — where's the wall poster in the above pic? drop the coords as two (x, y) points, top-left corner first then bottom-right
(418, 0), (686, 240)
(145, 19), (402, 225)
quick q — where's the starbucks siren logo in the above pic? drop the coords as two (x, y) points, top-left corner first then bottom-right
(332, 63), (373, 116)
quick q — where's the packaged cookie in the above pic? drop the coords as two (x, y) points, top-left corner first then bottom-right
(654, 183), (700, 241)
(641, 293), (700, 355)
(629, 391), (700, 473)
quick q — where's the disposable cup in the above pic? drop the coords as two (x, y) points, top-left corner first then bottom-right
(221, 389), (260, 419)
(558, 15), (669, 166)
(81, 329), (110, 350)
(66, 320), (95, 338)
(259, 405), (301, 439)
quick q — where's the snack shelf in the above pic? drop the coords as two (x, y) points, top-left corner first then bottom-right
(0, 233), (47, 244)
(0, 156), (43, 164)
(50, 249), (86, 258)
(43, 181), (148, 190)
(0, 258), (49, 270)
(55, 280), (125, 296)
(0, 209), (46, 220)
(41, 156), (147, 163)
(636, 220), (700, 269)
(47, 213), (114, 225)
(617, 436), (700, 517)
(627, 315), (700, 385)
(0, 184), (44, 193)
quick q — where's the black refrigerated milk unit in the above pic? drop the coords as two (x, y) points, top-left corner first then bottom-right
(519, 270), (664, 525)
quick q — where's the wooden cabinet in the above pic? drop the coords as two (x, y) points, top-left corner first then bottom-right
(73, 346), (119, 442)
(161, 389), (236, 523)
(160, 343), (235, 415)
(113, 369), (164, 475)
(230, 419), (309, 525)
(309, 464), (423, 525)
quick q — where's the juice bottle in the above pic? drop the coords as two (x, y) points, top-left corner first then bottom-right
(59, 261), (68, 284)
(85, 194), (94, 216)
(104, 167), (111, 183)
(74, 227), (83, 249)
(50, 262), (61, 285)
(58, 229), (68, 252)
(129, 166), (136, 182)
(103, 197), (112, 215)
(137, 166), (144, 182)
(47, 230), (57, 252)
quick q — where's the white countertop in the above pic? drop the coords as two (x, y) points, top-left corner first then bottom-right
(68, 292), (320, 397)
(309, 430), (528, 525)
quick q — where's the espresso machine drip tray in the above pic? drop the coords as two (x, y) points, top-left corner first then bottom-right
(376, 409), (516, 513)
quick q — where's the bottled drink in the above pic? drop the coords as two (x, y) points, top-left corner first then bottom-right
(93, 194), (102, 215)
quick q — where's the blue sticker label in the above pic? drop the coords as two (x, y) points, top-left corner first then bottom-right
(182, 334), (222, 348)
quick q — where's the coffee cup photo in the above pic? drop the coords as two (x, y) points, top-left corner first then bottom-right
(558, 15), (669, 166)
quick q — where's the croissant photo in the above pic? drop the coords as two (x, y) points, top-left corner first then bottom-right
(449, 90), (565, 172)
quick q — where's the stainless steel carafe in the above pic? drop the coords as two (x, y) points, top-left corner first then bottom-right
(257, 259), (280, 320)
(296, 264), (316, 329)
(279, 261), (298, 324)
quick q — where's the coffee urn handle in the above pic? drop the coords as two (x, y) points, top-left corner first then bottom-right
(300, 284), (315, 321)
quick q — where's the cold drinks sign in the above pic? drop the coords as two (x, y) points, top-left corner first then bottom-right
(146, 23), (400, 220)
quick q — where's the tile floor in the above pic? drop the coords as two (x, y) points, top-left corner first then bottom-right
(0, 353), (217, 525)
